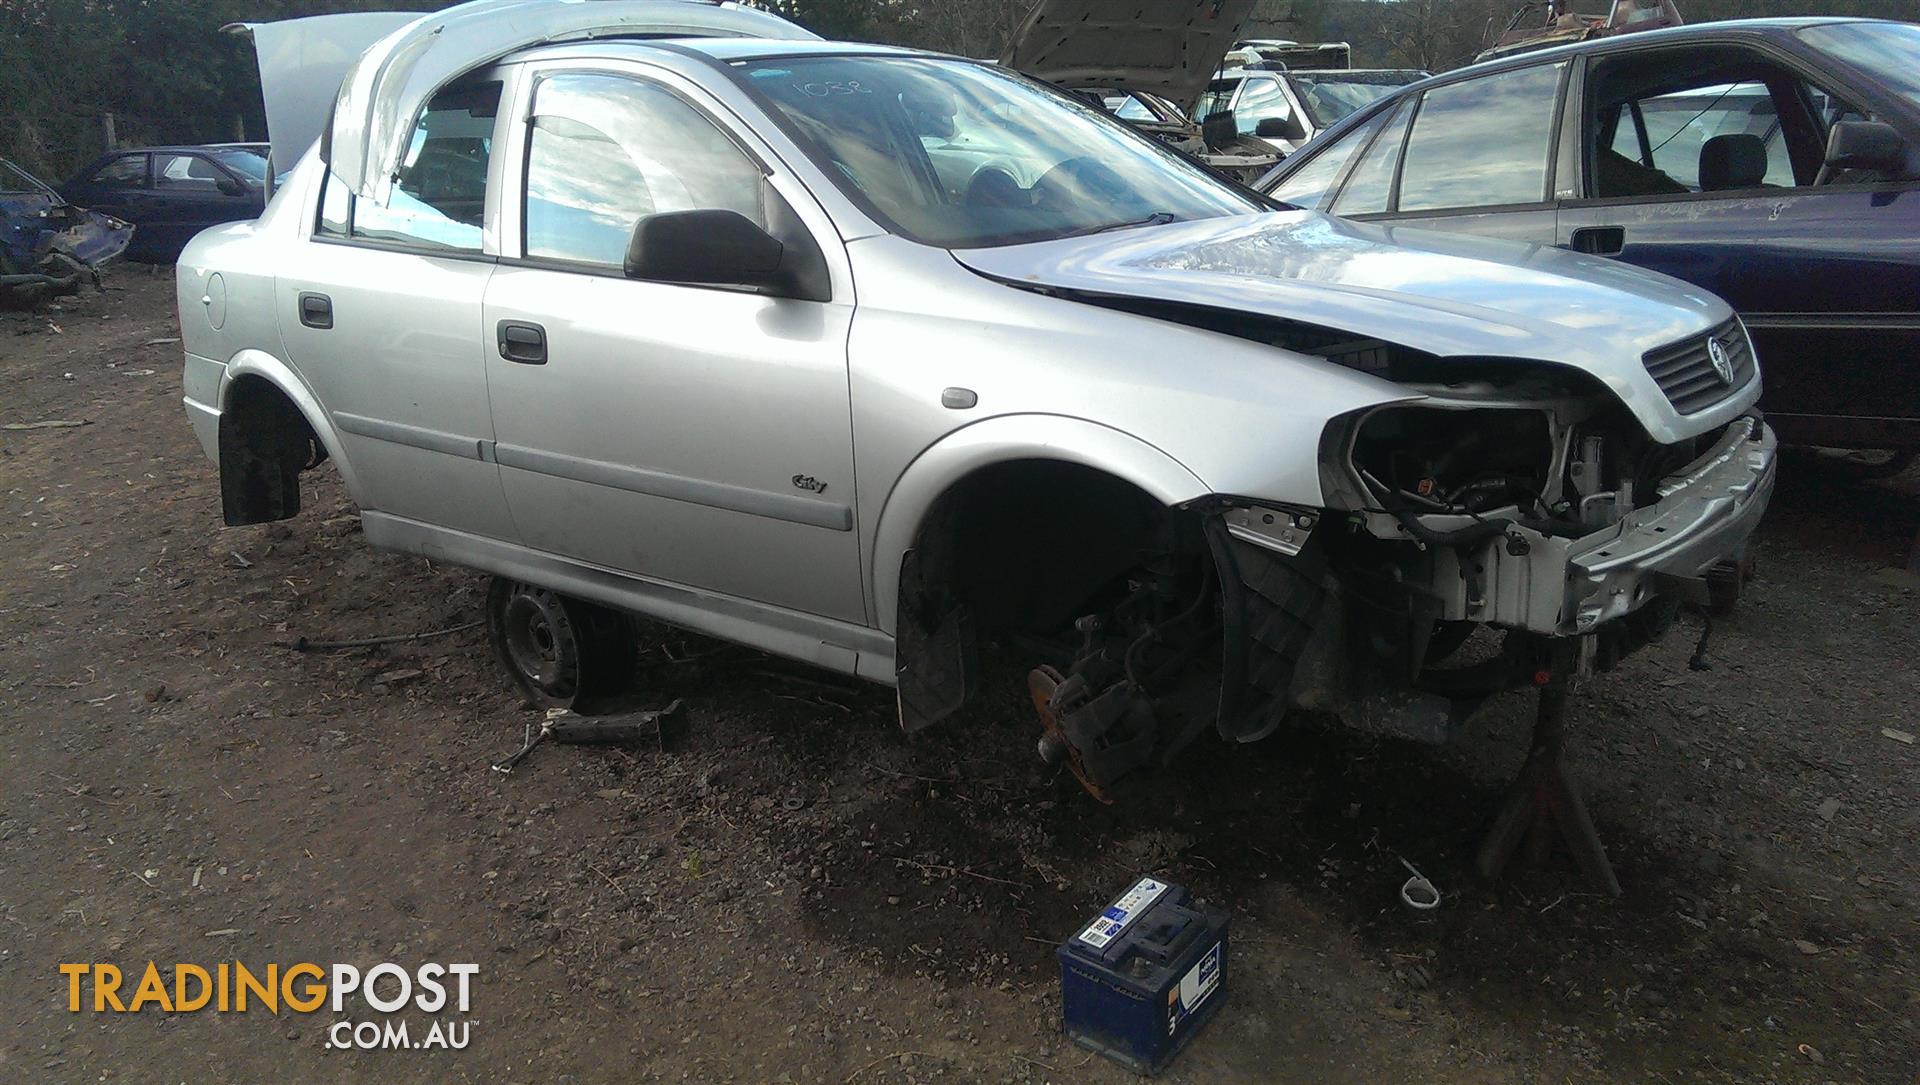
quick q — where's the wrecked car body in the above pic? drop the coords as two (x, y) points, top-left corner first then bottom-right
(1, 158), (132, 304)
(178, 0), (1774, 803)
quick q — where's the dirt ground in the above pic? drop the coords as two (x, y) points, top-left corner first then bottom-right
(1, 271), (1916, 1084)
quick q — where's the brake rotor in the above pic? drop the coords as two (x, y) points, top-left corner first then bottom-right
(1029, 665), (1114, 804)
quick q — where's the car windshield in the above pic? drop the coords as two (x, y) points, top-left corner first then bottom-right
(1287, 72), (1427, 128)
(738, 56), (1262, 249)
(1799, 21), (1920, 111)
(210, 149), (270, 182)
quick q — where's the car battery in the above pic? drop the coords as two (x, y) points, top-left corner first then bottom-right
(1057, 877), (1229, 1075)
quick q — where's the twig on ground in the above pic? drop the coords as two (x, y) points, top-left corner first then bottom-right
(846, 1051), (939, 1082)
(290, 620), (482, 652)
(889, 855), (1028, 889)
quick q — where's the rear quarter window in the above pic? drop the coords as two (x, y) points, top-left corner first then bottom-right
(1268, 109), (1389, 211)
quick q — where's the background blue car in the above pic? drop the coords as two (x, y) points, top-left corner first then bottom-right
(60, 146), (270, 264)
(1259, 17), (1920, 455)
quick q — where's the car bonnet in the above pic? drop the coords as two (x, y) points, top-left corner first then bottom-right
(1001, 0), (1258, 113)
(953, 211), (1745, 443)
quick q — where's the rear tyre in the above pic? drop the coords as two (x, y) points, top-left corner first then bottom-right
(485, 577), (635, 711)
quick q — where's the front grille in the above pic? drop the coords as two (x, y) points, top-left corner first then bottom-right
(1642, 317), (1756, 415)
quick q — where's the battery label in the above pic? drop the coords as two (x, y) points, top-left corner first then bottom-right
(1076, 877), (1168, 949)
(1167, 942), (1222, 1034)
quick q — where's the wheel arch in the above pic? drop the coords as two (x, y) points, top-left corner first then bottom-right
(220, 348), (364, 500)
(869, 414), (1210, 636)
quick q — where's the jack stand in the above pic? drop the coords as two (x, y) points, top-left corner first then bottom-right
(1474, 640), (1623, 897)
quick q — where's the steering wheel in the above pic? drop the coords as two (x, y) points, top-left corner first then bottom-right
(1031, 155), (1134, 212)
(965, 167), (1028, 209)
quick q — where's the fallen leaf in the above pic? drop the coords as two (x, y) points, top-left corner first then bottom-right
(1792, 939), (1822, 956)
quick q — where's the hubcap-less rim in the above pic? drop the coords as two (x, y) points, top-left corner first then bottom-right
(501, 588), (579, 700)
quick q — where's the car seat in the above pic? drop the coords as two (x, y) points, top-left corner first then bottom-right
(1698, 134), (1769, 191)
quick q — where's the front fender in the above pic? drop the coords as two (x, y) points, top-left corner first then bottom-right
(869, 413), (1210, 635)
(220, 348), (366, 502)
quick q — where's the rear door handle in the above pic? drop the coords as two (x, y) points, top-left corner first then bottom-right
(497, 320), (547, 365)
(298, 291), (333, 330)
(1568, 226), (1626, 256)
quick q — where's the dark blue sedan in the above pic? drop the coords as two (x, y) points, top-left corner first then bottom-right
(60, 146), (270, 264)
(1259, 18), (1920, 453)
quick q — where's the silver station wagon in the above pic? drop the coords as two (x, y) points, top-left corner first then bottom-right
(180, 0), (1775, 801)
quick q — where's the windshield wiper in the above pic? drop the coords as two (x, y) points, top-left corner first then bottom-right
(1057, 211), (1177, 239)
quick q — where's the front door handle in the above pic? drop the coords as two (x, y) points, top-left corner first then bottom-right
(497, 321), (547, 365)
(1569, 226), (1626, 256)
(298, 291), (333, 330)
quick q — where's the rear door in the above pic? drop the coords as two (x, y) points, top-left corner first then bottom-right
(1376, 61), (1570, 243)
(276, 79), (514, 541)
(481, 63), (864, 623)
(1268, 62), (1570, 242)
(64, 154), (150, 245)
(1559, 43), (1920, 443)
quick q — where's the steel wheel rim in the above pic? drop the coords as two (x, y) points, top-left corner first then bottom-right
(501, 587), (580, 701)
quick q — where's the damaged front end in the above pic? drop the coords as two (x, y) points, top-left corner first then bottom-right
(1031, 350), (1776, 800)
(1, 158), (132, 306)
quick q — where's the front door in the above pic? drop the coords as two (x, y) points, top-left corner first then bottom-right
(147, 152), (254, 259)
(481, 66), (864, 623)
(1559, 45), (1920, 444)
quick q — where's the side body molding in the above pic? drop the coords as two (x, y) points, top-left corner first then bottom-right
(868, 413), (1211, 636)
(220, 348), (366, 502)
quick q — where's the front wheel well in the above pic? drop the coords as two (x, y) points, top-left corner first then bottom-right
(893, 459), (1177, 730)
(917, 459), (1166, 634)
(217, 375), (327, 525)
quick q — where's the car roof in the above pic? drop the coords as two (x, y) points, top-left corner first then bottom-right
(1449, 16), (1881, 79)
(1262, 16), (1904, 191)
(94, 146), (262, 156)
(511, 35), (937, 66)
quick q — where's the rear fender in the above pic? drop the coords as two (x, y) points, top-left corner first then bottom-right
(221, 348), (364, 502)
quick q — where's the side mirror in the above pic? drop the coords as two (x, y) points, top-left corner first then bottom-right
(216, 175), (247, 197)
(1255, 115), (1307, 142)
(625, 209), (787, 292)
(1823, 120), (1906, 175)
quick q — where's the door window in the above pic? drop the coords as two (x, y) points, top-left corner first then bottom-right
(1398, 63), (1566, 213)
(1332, 100), (1414, 216)
(154, 153), (227, 192)
(1267, 108), (1390, 211)
(1234, 77), (1296, 136)
(1601, 84), (1792, 193)
(88, 155), (147, 187)
(1193, 80), (1239, 122)
(317, 81), (501, 251)
(1587, 46), (1877, 197)
(523, 71), (766, 268)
